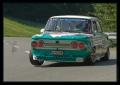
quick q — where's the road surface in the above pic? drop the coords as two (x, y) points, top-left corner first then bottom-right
(3, 37), (117, 82)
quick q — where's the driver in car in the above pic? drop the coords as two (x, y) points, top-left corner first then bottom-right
(75, 22), (88, 32)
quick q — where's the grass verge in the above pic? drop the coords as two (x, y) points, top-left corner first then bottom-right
(4, 17), (45, 37)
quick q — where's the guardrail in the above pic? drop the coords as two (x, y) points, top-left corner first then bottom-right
(104, 32), (116, 40)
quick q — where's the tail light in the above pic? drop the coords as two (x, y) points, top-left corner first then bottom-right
(71, 42), (78, 49)
(71, 41), (85, 49)
(38, 41), (44, 47)
(31, 41), (37, 47)
(79, 42), (85, 49)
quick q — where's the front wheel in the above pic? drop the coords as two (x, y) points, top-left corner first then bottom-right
(29, 50), (44, 66)
(100, 47), (110, 61)
(85, 48), (96, 65)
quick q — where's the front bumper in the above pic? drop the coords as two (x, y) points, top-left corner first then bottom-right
(33, 55), (84, 62)
(32, 48), (90, 62)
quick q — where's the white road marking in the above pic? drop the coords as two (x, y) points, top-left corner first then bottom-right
(13, 46), (19, 48)
(25, 51), (30, 53)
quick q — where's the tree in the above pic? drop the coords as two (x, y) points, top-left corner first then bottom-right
(89, 3), (117, 32)
(89, 3), (117, 47)
(3, 3), (94, 24)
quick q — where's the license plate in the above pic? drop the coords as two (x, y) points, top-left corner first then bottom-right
(51, 51), (63, 55)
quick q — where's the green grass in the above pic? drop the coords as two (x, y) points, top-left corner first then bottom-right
(4, 16), (45, 37)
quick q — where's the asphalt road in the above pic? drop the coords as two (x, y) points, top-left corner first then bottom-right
(3, 37), (117, 82)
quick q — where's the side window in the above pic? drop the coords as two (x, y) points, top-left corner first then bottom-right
(96, 21), (102, 33)
(92, 21), (98, 32)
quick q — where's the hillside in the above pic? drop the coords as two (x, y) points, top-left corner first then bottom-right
(4, 17), (45, 37)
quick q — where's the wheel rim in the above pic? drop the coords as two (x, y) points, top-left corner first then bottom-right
(91, 49), (96, 62)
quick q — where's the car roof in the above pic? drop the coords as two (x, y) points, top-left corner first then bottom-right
(50, 15), (98, 21)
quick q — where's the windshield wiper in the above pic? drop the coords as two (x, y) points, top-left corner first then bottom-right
(64, 30), (74, 32)
(64, 30), (81, 33)
(45, 30), (52, 31)
(45, 30), (62, 32)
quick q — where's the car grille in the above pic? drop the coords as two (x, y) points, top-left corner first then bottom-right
(42, 39), (72, 48)
(44, 43), (70, 47)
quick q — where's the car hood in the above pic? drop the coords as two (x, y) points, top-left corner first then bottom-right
(31, 32), (93, 40)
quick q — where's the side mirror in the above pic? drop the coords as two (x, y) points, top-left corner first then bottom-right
(94, 30), (97, 34)
(40, 28), (44, 33)
(93, 30), (97, 36)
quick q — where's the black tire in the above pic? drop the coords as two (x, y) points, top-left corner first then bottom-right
(100, 47), (110, 61)
(29, 50), (44, 66)
(85, 48), (96, 65)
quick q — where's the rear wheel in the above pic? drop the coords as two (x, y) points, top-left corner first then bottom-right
(29, 50), (44, 66)
(85, 48), (96, 65)
(100, 47), (110, 61)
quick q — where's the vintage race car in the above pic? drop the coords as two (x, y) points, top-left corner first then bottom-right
(29, 15), (110, 66)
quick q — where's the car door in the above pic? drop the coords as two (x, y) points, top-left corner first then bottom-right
(92, 21), (102, 57)
(96, 21), (108, 56)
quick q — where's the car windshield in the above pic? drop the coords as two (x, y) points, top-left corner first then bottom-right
(44, 18), (91, 33)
